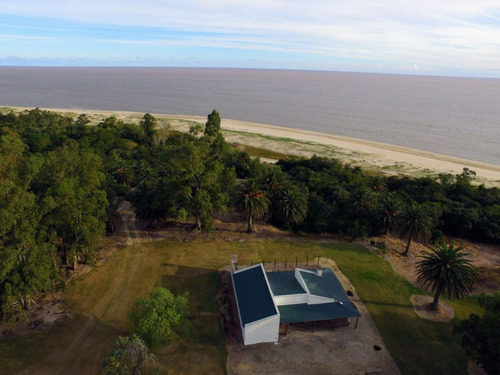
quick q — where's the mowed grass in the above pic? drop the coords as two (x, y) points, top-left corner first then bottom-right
(0, 239), (482, 375)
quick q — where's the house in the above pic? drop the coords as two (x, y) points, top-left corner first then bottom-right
(230, 256), (360, 345)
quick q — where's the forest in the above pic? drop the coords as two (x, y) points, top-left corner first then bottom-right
(1, 108), (499, 322)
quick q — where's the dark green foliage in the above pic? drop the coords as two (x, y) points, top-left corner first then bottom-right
(140, 113), (157, 145)
(0, 133), (59, 321)
(234, 178), (270, 233)
(398, 201), (435, 255)
(129, 287), (189, 349)
(203, 109), (221, 139)
(0, 110), (112, 320)
(455, 292), (500, 375)
(271, 184), (309, 228)
(416, 242), (477, 309)
(278, 156), (499, 244)
(102, 335), (158, 375)
(374, 192), (404, 235)
(1, 107), (499, 323)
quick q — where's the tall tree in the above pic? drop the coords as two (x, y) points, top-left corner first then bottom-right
(0, 133), (58, 321)
(203, 110), (227, 160)
(416, 242), (477, 310)
(398, 202), (435, 256)
(140, 113), (157, 145)
(40, 141), (107, 268)
(235, 179), (270, 233)
(203, 109), (221, 139)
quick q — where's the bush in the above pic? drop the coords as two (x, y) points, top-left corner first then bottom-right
(129, 287), (189, 349)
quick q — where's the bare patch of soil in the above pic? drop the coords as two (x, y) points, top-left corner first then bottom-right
(367, 235), (500, 295)
(220, 258), (401, 375)
(410, 295), (454, 322)
(0, 293), (70, 338)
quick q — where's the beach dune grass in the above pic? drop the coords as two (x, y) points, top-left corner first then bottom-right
(0, 239), (481, 375)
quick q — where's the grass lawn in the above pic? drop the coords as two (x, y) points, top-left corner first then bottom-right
(0, 238), (481, 375)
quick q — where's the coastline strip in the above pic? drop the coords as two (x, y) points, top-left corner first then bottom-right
(4, 107), (500, 184)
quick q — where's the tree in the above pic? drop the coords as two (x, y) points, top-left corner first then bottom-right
(40, 141), (107, 268)
(374, 192), (403, 235)
(129, 287), (189, 349)
(234, 179), (270, 233)
(416, 242), (477, 310)
(0, 133), (58, 321)
(272, 185), (309, 228)
(455, 292), (500, 375)
(203, 109), (221, 139)
(349, 187), (377, 217)
(203, 110), (227, 160)
(140, 113), (157, 145)
(102, 335), (158, 375)
(398, 202), (435, 256)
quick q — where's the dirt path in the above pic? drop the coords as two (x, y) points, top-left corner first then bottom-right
(14, 203), (162, 375)
(118, 201), (154, 245)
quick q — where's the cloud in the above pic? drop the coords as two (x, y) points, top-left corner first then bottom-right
(1, 0), (499, 75)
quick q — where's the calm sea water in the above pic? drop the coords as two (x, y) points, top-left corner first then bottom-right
(1, 67), (499, 165)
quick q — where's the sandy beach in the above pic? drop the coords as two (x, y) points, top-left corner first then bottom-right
(4, 107), (500, 185)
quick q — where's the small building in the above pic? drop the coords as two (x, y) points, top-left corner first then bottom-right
(231, 263), (280, 345)
(230, 258), (359, 345)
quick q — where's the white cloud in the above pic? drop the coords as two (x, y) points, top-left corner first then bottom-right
(1, 0), (499, 74)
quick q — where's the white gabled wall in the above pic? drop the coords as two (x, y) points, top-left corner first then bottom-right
(232, 263), (280, 346)
(244, 314), (280, 345)
(294, 268), (310, 294)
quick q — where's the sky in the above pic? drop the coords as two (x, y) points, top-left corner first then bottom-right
(1, 0), (500, 77)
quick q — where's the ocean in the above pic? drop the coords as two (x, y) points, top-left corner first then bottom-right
(1, 67), (499, 165)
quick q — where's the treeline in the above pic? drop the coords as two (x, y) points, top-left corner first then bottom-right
(1, 108), (499, 322)
(277, 158), (500, 245)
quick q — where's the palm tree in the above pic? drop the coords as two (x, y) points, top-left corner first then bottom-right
(374, 192), (403, 235)
(398, 202), (434, 256)
(273, 185), (309, 228)
(416, 242), (477, 310)
(349, 187), (377, 217)
(234, 179), (270, 233)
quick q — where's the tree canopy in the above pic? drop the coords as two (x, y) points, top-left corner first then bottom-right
(1, 108), (499, 322)
(416, 242), (477, 310)
(101, 335), (158, 375)
(455, 292), (500, 375)
(129, 287), (189, 349)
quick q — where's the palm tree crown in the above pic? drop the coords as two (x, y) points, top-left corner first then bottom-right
(234, 179), (269, 233)
(273, 185), (309, 227)
(374, 192), (403, 235)
(398, 202), (434, 256)
(416, 242), (477, 310)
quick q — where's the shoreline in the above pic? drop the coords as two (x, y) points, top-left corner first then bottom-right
(4, 106), (500, 185)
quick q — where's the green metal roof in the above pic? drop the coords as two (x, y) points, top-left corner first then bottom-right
(278, 301), (359, 323)
(299, 268), (351, 304)
(266, 270), (305, 295)
(232, 265), (278, 325)
(267, 268), (359, 323)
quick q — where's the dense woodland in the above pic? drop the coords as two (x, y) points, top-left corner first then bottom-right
(1, 108), (499, 322)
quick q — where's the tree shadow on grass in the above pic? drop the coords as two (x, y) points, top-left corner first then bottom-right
(1, 314), (122, 375)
